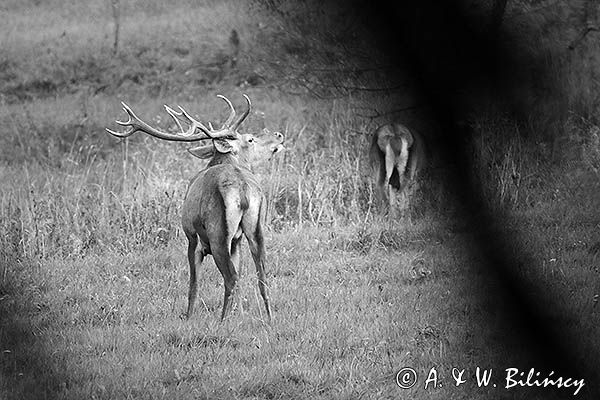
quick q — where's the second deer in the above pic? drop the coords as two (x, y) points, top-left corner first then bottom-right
(369, 122), (426, 211)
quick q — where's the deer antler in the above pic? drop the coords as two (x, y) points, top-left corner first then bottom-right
(217, 95), (237, 129)
(106, 95), (251, 142)
(232, 94), (251, 131)
(214, 94), (250, 132)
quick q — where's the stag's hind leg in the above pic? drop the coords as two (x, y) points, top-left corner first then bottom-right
(373, 151), (388, 210)
(210, 215), (244, 321)
(185, 232), (206, 319)
(247, 234), (271, 322)
(230, 236), (245, 314)
(213, 243), (240, 321)
(243, 210), (272, 322)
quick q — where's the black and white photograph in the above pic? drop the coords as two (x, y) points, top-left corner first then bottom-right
(0, 0), (598, 398)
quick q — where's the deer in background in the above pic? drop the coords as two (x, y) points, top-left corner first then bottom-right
(369, 122), (426, 212)
(106, 94), (284, 322)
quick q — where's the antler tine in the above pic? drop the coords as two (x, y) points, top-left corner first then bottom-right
(105, 126), (135, 137)
(170, 104), (212, 137)
(164, 105), (186, 135)
(105, 102), (138, 137)
(216, 95), (236, 129)
(175, 104), (233, 139)
(232, 94), (251, 131)
(105, 101), (214, 142)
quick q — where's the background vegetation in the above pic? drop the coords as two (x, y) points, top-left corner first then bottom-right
(0, 0), (598, 399)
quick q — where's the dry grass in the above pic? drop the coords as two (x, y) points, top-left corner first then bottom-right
(2, 222), (525, 399)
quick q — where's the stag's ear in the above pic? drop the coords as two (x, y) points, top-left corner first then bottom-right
(188, 144), (215, 159)
(213, 139), (234, 154)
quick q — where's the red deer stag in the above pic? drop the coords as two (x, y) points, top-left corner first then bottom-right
(369, 122), (426, 210)
(106, 95), (284, 322)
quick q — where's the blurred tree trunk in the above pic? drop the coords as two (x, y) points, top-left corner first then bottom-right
(490, 0), (508, 37)
(569, 0), (598, 50)
(111, 0), (120, 56)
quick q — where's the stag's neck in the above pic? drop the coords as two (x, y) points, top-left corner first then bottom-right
(207, 152), (252, 171)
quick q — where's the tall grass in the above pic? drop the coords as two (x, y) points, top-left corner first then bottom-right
(0, 91), (436, 262)
(0, 0), (596, 262)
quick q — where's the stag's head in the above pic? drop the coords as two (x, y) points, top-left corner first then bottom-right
(106, 94), (284, 168)
(188, 127), (284, 167)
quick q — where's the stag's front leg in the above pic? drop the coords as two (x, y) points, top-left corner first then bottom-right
(185, 233), (205, 319)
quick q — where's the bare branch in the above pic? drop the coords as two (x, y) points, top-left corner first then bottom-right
(568, 26), (599, 50)
(569, 0), (599, 50)
(355, 105), (425, 122)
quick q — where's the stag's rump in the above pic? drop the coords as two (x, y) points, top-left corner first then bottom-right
(181, 164), (263, 248)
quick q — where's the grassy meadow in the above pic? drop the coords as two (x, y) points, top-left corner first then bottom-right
(1, 1), (599, 399)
